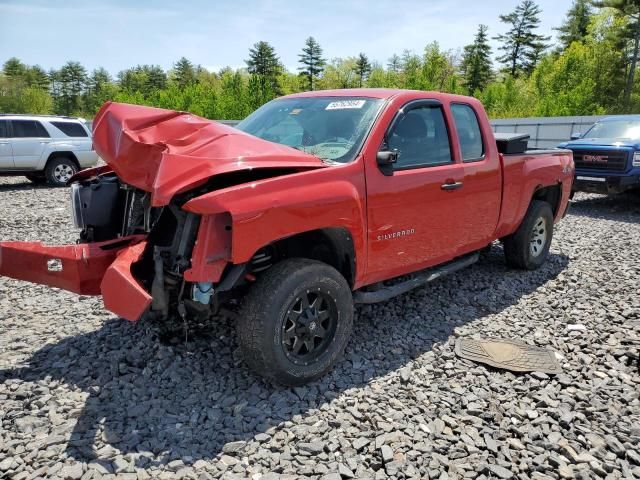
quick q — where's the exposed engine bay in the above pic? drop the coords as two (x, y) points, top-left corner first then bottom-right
(69, 172), (276, 324)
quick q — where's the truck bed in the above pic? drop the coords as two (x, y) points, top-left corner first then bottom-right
(496, 148), (573, 239)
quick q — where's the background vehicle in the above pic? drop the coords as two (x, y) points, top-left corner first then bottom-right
(0, 114), (99, 186)
(558, 115), (640, 194)
(0, 90), (573, 385)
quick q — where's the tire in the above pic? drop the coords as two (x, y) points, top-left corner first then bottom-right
(504, 200), (554, 270)
(25, 173), (46, 184)
(45, 157), (77, 187)
(237, 258), (353, 386)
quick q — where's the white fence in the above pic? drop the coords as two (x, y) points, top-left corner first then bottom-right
(490, 115), (605, 149)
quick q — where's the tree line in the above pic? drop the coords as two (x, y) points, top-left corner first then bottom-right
(1, 0), (639, 120)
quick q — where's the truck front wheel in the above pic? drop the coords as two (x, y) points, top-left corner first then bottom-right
(504, 200), (554, 270)
(237, 258), (353, 386)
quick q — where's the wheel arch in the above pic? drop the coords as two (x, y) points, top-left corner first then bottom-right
(45, 151), (80, 171)
(531, 182), (563, 217)
(254, 227), (356, 288)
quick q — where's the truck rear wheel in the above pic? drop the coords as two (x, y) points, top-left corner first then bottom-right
(504, 200), (554, 270)
(237, 258), (353, 386)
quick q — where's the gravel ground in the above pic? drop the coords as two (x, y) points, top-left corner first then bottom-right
(0, 176), (639, 480)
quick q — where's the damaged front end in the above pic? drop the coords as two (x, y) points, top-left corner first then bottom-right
(72, 171), (240, 322)
(0, 172), (228, 322)
(0, 102), (323, 322)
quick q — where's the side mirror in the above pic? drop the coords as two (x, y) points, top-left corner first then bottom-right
(376, 150), (398, 176)
(570, 132), (582, 140)
(376, 150), (398, 165)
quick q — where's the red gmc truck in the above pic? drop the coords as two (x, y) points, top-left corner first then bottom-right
(0, 89), (573, 385)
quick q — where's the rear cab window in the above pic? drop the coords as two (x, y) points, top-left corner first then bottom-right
(451, 104), (484, 161)
(51, 121), (89, 137)
(11, 120), (50, 138)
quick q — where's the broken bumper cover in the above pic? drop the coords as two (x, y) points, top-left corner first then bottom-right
(0, 235), (151, 321)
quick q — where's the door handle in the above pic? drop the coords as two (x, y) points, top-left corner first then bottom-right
(441, 181), (463, 191)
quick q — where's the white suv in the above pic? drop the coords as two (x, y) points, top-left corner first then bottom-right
(0, 115), (99, 186)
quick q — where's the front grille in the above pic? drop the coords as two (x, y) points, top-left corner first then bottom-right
(573, 149), (629, 172)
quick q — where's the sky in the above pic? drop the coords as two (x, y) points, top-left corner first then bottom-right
(0, 0), (574, 75)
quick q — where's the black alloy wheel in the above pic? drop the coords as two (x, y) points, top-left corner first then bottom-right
(282, 290), (338, 365)
(237, 258), (354, 386)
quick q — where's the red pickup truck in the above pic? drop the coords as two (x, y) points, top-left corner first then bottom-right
(0, 89), (573, 385)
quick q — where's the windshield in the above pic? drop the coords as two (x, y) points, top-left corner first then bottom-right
(235, 96), (384, 163)
(582, 119), (640, 140)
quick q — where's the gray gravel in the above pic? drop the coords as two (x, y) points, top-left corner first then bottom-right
(1, 175), (639, 480)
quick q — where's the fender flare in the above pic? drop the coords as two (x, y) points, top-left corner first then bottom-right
(182, 174), (366, 282)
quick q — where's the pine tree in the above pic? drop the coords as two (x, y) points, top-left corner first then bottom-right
(173, 57), (197, 88)
(594, 0), (640, 109)
(246, 41), (281, 78)
(298, 37), (326, 90)
(3, 57), (26, 77)
(84, 68), (114, 113)
(387, 54), (402, 73)
(556, 0), (594, 50)
(146, 65), (167, 91)
(354, 53), (372, 87)
(25, 66), (49, 90)
(461, 25), (493, 93)
(246, 41), (282, 102)
(494, 0), (551, 76)
(56, 61), (87, 115)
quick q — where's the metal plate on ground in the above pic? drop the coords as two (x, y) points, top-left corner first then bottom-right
(455, 338), (562, 374)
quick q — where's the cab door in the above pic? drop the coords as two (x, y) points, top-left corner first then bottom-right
(364, 99), (467, 283)
(10, 119), (50, 169)
(449, 103), (501, 255)
(0, 120), (13, 168)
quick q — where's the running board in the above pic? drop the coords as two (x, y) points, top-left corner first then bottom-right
(354, 252), (480, 304)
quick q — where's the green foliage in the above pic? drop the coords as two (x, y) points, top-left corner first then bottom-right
(246, 41), (281, 101)
(594, 0), (640, 107)
(461, 25), (493, 94)
(530, 42), (604, 115)
(556, 0), (594, 49)
(3, 57), (26, 77)
(119, 65), (167, 96)
(477, 76), (536, 117)
(298, 37), (326, 90)
(495, 0), (551, 76)
(172, 57), (197, 88)
(2, 6), (640, 121)
(0, 74), (52, 114)
(421, 43), (461, 92)
(387, 54), (402, 73)
(587, 10), (629, 111)
(354, 53), (372, 87)
(48, 61), (87, 115)
(320, 58), (359, 89)
(246, 41), (281, 77)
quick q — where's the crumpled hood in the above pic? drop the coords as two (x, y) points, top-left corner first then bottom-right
(92, 102), (326, 206)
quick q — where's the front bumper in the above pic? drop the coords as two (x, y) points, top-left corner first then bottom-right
(0, 235), (151, 321)
(573, 173), (640, 194)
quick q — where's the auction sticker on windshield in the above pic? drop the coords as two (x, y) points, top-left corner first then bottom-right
(326, 100), (366, 110)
